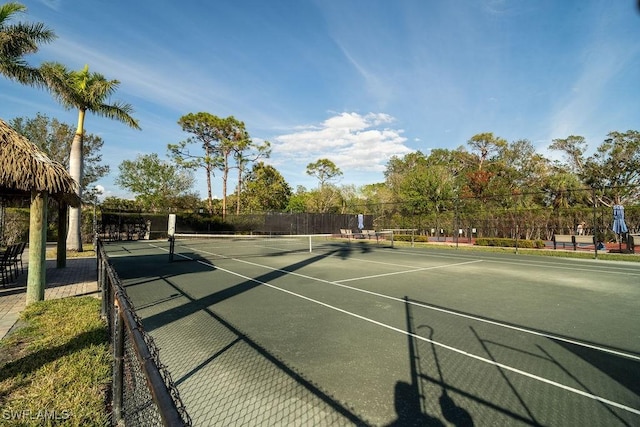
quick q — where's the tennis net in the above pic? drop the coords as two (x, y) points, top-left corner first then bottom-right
(168, 231), (394, 260)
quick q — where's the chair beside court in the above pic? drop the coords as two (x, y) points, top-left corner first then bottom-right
(340, 229), (388, 244)
(0, 242), (27, 287)
(628, 234), (639, 253)
(340, 229), (353, 239)
(552, 234), (595, 251)
(341, 229), (378, 239)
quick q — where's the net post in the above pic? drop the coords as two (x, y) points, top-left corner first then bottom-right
(308, 235), (312, 253)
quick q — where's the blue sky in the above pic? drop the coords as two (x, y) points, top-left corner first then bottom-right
(1, 0), (639, 200)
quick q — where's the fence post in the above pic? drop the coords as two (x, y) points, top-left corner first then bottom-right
(592, 187), (598, 259)
(454, 195), (459, 249)
(113, 300), (125, 423)
(98, 247), (107, 319)
(100, 260), (106, 318)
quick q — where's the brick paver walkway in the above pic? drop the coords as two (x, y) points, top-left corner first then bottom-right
(0, 251), (99, 340)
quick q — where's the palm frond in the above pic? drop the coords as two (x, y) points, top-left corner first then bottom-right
(0, 3), (55, 85)
(0, 2), (26, 21)
(5, 22), (56, 47)
(41, 62), (139, 130)
(40, 62), (81, 109)
(0, 59), (44, 86)
(96, 102), (141, 129)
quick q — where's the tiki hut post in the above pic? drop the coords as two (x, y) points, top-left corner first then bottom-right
(27, 190), (48, 304)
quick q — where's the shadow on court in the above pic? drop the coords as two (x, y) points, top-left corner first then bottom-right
(401, 296), (546, 426)
(102, 241), (640, 426)
(554, 341), (640, 397)
(169, 237), (378, 262)
(141, 246), (360, 333)
(397, 297), (474, 427)
(401, 297), (640, 427)
(163, 276), (369, 425)
(105, 242), (374, 425)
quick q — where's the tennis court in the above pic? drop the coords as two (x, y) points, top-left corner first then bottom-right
(102, 235), (640, 426)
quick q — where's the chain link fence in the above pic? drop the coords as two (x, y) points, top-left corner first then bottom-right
(346, 188), (640, 243)
(97, 239), (192, 426)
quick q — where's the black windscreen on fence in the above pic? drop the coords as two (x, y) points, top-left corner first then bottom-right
(101, 211), (374, 238)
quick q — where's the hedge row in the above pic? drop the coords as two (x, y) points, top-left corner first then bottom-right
(393, 234), (430, 243)
(475, 237), (546, 249)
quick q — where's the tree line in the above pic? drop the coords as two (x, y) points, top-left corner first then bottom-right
(107, 124), (639, 241)
(3, 2), (638, 241)
(8, 112), (639, 241)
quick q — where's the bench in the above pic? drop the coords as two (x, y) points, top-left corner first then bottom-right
(361, 230), (377, 239)
(627, 234), (639, 254)
(341, 229), (379, 241)
(340, 229), (353, 239)
(552, 234), (595, 250)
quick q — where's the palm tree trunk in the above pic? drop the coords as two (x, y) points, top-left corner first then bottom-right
(67, 109), (85, 251)
(206, 163), (213, 214)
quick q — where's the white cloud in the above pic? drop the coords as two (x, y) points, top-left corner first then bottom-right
(273, 112), (412, 172)
(38, 36), (291, 133)
(39, 0), (61, 11)
(40, 38), (226, 113)
(333, 41), (395, 109)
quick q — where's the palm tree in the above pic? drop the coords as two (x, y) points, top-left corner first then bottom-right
(40, 62), (140, 251)
(0, 2), (55, 85)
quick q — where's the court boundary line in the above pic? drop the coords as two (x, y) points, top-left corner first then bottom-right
(391, 248), (640, 277)
(155, 245), (640, 417)
(334, 260), (483, 283)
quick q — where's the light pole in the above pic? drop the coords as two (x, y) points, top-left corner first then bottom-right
(88, 186), (102, 251)
(93, 198), (97, 249)
(592, 187), (598, 259)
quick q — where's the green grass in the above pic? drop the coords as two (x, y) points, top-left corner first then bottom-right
(0, 298), (110, 426)
(46, 244), (96, 260)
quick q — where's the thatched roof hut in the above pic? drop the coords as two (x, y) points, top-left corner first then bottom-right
(0, 118), (79, 206)
(1, 118), (80, 304)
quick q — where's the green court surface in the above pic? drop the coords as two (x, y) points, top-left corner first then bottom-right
(103, 238), (640, 426)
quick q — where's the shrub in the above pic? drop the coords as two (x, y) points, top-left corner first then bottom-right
(2, 208), (29, 245)
(475, 237), (545, 249)
(393, 234), (430, 243)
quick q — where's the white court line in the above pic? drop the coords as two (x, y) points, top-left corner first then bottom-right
(392, 249), (640, 277)
(336, 260), (482, 283)
(154, 245), (640, 417)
